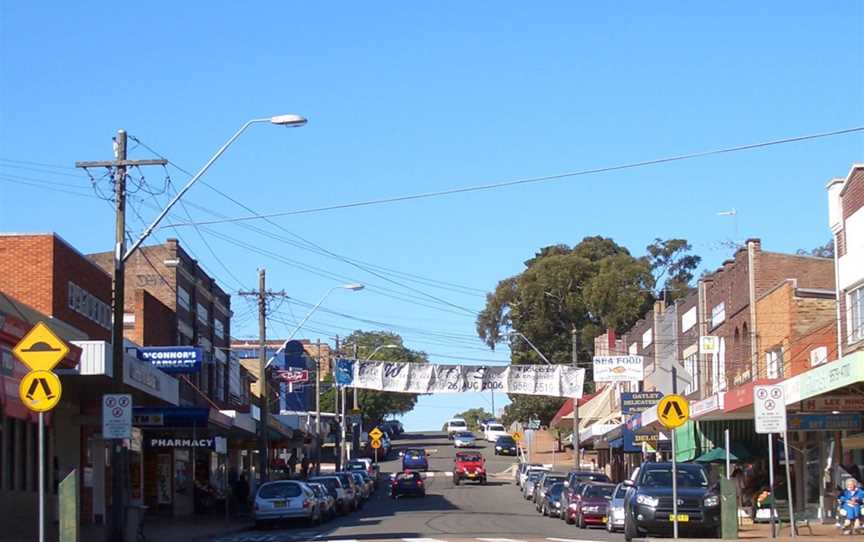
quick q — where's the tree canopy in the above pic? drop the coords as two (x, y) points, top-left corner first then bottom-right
(477, 236), (700, 426)
(452, 407), (494, 431)
(320, 330), (427, 427)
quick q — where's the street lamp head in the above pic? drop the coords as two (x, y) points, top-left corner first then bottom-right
(270, 114), (308, 127)
(341, 283), (364, 291)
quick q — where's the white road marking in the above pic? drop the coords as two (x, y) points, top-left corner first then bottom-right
(546, 538), (599, 542)
(477, 538), (527, 542)
(401, 539), (448, 542)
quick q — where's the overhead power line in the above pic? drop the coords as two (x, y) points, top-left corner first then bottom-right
(160, 125), (864, 227)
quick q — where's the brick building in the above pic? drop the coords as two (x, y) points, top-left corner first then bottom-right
(89, 238), (232, 407)
(700, 239), (835, 391)
(827, 163), (864, 357)
(0, 233), (112, 341)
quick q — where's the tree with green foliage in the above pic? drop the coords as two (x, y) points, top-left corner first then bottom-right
(797, 239), (834, 259)
(478, 236), (700, 426)
(452, 408), (494, 431)
(320, 330), (427, 427)
(644, 238), (702, 303)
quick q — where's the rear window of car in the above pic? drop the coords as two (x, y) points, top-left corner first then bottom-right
(396, 472), (420, 481)
(258, 482), (303, 499)
(585, 485), (614, 498)
(406, 450), (425, 458)
(335, 473), (353, 487)
(449, 420), (467, 428)
(487, 424), (505, 431)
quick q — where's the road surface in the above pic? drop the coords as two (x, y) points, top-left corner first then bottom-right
(215, 431), (622, 542)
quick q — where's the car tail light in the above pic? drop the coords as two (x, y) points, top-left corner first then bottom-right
(417, 480), (424, 486)
(303, 499), (312, 508)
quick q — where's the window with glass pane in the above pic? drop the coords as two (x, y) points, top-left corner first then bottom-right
(850, 286), (864, 343)
(684, 353), (699, 394)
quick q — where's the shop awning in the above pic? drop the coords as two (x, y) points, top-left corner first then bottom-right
(784, 351), (864, 404)
(674, 421), (697, 462)
(694, 443), (751, 464)
(559, 385), (615, 430)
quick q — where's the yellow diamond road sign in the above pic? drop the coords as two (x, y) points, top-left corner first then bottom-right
(13, 321), (70, 372)
(369, 427), (384, 440)
(512, 431), (522, 442)
(658, 394), (689, 429)
(19, 370), (62, 412)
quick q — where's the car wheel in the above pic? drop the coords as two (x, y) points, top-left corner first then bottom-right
(578, 512), (586, 529)
(481, 477), (487, 485)
(624, 514), (637, 542)
(454, 477), (460, 486)
(565, 510), (574, 525)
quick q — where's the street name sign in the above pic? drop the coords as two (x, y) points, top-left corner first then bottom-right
(13, 321), (69, 372)
(754, 385), (787, 434)
(102, 394), (133, 439)
(657, 394), (689, 429)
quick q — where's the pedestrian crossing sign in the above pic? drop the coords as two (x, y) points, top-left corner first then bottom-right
(657, 394), (689, 429)
(19, 370), (62, 412)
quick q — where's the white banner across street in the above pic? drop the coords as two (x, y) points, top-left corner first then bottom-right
(351, 361), (585, 398)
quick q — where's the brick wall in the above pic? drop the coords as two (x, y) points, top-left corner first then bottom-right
(127, 289), (176, 346)
(0, 234), (112, 341)
(842, 166), (864, 221)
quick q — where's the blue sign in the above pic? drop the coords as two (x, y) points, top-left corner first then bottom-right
(788, 413), (862, 432)
(137, 346), (203, 373)
(335, 359), (354, 386)
(621, 391), (663, 415)
(133, 407), (209, 427)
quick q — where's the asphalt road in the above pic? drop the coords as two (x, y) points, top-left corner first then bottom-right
(215, 431), (624, 542)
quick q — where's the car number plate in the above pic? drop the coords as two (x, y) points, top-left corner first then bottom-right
(273, 501), (287, 508)
(467, 473), (476, 478)
(668, 514), (689, 522)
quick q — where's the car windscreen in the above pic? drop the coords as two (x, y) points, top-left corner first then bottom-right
(309, 478), (340, 491)
(458, 454), (482, 462)
(543, 476), (565, 487)
(449, 421), (467, 428)
(258, 482), (302, 499)
(584, 485), (614, 498)
(347, 463), (365, 470)
(614, 485), (627, 499)
(527, 471), (544, 481)
(640, 466), (708, 488)
(497, 436), (515, 444)
(487, 424), (505, 431)
(549, 482), (565, 496)
(456, 432), (474, 438)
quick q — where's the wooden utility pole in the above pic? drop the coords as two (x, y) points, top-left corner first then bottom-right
(76, 131), (166, 542)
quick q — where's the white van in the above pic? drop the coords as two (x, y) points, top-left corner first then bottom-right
(445, 418), (468, 439)
(483, 422), (509, 442)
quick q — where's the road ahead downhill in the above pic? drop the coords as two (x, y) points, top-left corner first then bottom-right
(217, 431), (623, 542)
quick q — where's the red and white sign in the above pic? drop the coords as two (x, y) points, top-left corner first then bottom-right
(276, 369), (309, 384)
(754, 385), (786, 434)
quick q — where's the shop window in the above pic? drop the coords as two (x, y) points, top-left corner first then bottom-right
(849, 286), (864, 344)
(684, 352), (699, 395)
(810, 346), (829, 367)
(766, 348), (783, 379)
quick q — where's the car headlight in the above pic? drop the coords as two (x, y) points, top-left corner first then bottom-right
(612, 507), (625, 519)
(554, 502), (561, 507)
(495, 445), (502, 449)
(704, 495), (720, 507)
(636, 494), (660, 507)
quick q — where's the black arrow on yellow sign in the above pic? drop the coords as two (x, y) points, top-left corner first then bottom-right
(661, 400), (684, 419)
(25, 376), (55, 401)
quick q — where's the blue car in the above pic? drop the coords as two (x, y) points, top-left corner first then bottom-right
(401, 448), (428, 471)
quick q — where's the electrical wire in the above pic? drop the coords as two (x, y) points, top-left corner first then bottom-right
(161, 125), (864, 228)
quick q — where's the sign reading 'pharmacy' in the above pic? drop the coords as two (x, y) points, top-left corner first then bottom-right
(137, 346), (203, 373)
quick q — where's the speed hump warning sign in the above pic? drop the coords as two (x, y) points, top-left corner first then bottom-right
(657, 394), (689, 429)
(19, 370), (62, 412)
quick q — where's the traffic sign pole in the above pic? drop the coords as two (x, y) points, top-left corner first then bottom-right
(671, 428), (678, 539)
(38, 412), (45, 542)
(768, 433), (775, 538)
(783, 431), (796, 539)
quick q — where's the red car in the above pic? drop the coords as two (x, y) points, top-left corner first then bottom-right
(453, 451), (487, 485)
(567, 482), (615, 528)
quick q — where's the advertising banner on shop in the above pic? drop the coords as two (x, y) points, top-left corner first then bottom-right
(592, 355), (644, 382)
(351, 361), (584, 398)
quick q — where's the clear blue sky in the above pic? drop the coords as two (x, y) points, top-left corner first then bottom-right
(1, 2), (862, 430)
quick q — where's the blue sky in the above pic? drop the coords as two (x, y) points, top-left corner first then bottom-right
(1, 2), (862, 430)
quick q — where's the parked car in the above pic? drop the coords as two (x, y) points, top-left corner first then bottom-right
(571, 482), (615, 528)
(518, 463), (547, 488)
(307, 482), (336, 521)
(607, 482), (628, 533)
(483, 422), (509, 442)
(401, 448), (429, 471)
(446, 418), (469, 439)
(494, 435), (518, 456)
(332, 472), (361, 511)
(564, 470), (611, 511)
(347, 458), (380, 487)
(623, 462), (721, 541)
(523, 469), (546, 500)
(391, 471), (425, 498)
(350, 472), (371, 501)
(540, 482), (567, 518)
(534, 472), (567, 509)
(453, 431), (477, 448)
(358, 471), (376, 495)
(453, 451), (486, 485)
(253, 480), (320, 528)
(307, 475), (352, 515)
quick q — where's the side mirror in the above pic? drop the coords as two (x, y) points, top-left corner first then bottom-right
(622, 480), (635, 488)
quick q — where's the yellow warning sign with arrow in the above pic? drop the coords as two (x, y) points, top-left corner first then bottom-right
(19, 370), (62, 412)
(657, 394), (689, 429)
(12, 321), (70, 372)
